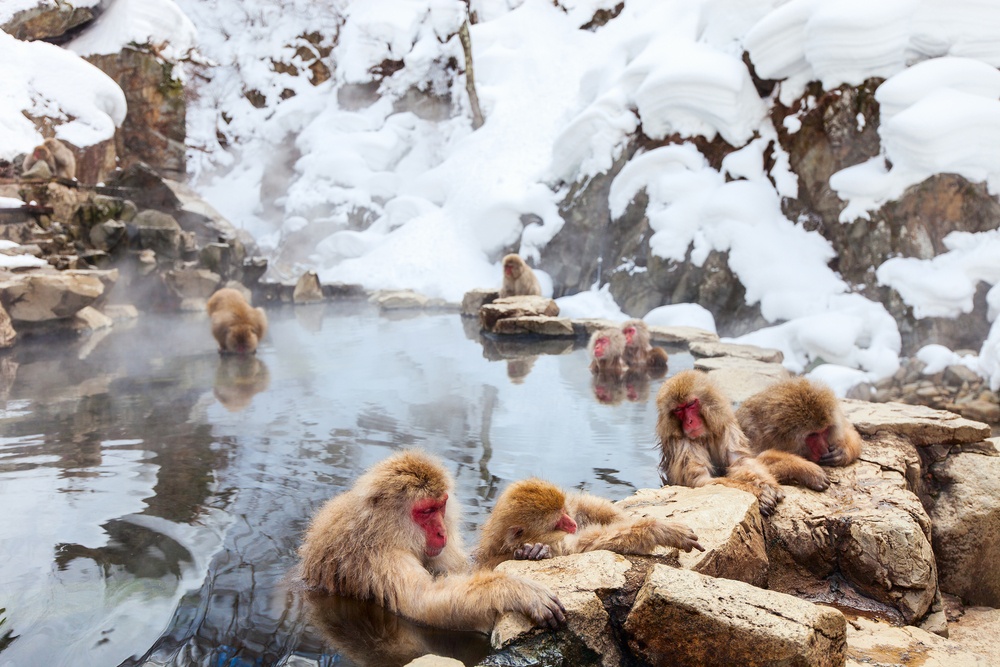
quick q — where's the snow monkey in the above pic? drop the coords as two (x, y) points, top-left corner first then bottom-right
(588, 327), (628, 377)
(473, 478), (703, 570)
(656, 370), (809, 516)
(621, 319), (669, 372)
(298, 450), (566, 633)
(22, 138), (76, 180)
(737, 377), (862, 476)
(499, 254), (542, 297)
(206, 288), (268, 355)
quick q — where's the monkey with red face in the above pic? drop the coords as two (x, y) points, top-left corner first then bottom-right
(474, 478), (702, 570)
(588, 328), (627, 377)
(499, 254), (542, 297)
(621, 319), (668, 372)
(22, 138), (76, 180)
(299, 450), (566, 633)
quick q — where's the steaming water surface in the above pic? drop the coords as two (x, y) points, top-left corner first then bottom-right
(0, 303), (693, 667)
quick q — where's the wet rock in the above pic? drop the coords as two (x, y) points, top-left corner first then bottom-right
(846, 616), (990, 666)
(694, 355), (791, 403)
(89, 220), (127, 252)
(947, 607), (1000, 664)
(766, 434), (938, 624)
(479, 296), (560, 332)
(72, 306), (113, 334)
(690, 340), (784, 364)
(493, 316), (575, 337)
(619, 485), (769, 587)
(0, 268), (106, 321)
(461, 288), (498, 316)
(647, 325), (720, 346)
(102, 304), (138, 321)
(625, 565), (846, 667)
(928, 449), (1000, 607)
(132, 210), (183, 259)
(842, 400), (992, 446)
(0, 302), (16, 348)
(137, 249), (157, 275)
(371, 290), (428, 310)
(571, 318), (622, 337)
(493, 550), (631, 667)
(164, 268), (221, 300)
(293, 271), (324, 303)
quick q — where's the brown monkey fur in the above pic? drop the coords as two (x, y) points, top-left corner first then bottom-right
(298, 450), (565, 633)
(737, 377), (862, 478)
(588, 327), (627, 377)
(655, 369), (788, 515)
(206, 288), (268, 355)
(22, 138), (76, 180)
(621, 319), (669, 372)
(474, 478), (702, 570)
(499, 254), (542, 297)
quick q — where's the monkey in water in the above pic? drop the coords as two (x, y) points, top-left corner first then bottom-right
(499, 254), (542, 297)
(474, 478), (703, 570)
(588, 327), (628, 377)
(22, 138), (76, 180)
(621, 319), (668, 372)
(655, 370), (821, 516)
(737, 377), (862, 481)
(206, 288), (268, 355)
(299, 450), (566, 633)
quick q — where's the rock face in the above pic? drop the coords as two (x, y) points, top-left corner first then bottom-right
(1, 1), (100, 41)
(625, 565), (846, 667)
(0, 302), (16, 348)
(478, 295), (560, 332)
(0, 268), (111, 322)
(846, 616), (991, 666)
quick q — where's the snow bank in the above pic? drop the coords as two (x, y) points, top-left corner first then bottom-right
(0, 32), (126, 156)
(68, 0), (197, 63)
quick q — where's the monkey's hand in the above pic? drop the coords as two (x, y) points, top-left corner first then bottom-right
(514, 542), (552, 561)
(819, 445), (849, 467)
(756, 483), (784, 517)
(510, 578), (566, 629)
(654, 520), (705, 552)
(799, 460), (830, 491)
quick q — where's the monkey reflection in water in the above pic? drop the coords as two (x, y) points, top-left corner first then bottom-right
(303, 592), (491, 667)
(214, 355), (270, 412)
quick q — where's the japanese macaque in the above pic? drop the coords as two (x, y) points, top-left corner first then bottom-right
(499, 254), (542, 297)
(213, 355), (270, 411)
(473, 478), (703, 570)
(655, 370), (799, 516)
(588, 328), (627, 377)
(737, 377), (862, 471)
(621, 319), (668, 372)
(298, 450), (566, 633)
(591, 373), (627, 405)
(21, 138), (76, 180)
(206, 288), (268, 355)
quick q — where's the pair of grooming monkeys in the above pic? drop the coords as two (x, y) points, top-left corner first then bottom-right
(299, 369), (861, 633)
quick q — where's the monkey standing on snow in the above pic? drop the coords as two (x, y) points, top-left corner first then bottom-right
(22, 138), (76, 180)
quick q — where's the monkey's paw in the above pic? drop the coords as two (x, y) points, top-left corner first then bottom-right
(514, 542), (552, 561)
(757, 484), (784, 516)
(514, 579), (566, 629)
(819, 446), (849, 467)
(800, 461), (830, 491)
(660, 521), (705, 552)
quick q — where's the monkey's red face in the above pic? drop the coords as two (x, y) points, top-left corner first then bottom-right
(623, 326), (636, 345)
(593, 336), (610, 358)
(673, 398), (705, 438)
(504, 263), (515, 277)
(554, 511), (577, 535)
(805, 427), (830, 462)
(412, 494), (448, 557)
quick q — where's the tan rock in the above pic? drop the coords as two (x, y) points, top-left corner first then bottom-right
(690, 340), (784, 364)
(572, 318), (624, 337)
(0, 301), (16, 348)
(101, 304), (138, 321)
(618, 485), (769, 587)
(493, 551), (631, 667)
(947, 607), (1000, 664)
(293, 271), (324, 303)
(647, 324), (720, 346)
(403, 656), (465, 667)
(842, 399), (991, 445)
(766, 435), (937, 624)
(0, 269), (105, 321)
(694, 355), (791, 403)
(71, 306), (113, 333)
(461, 288), (498, 316)
(370, 289), (428, 310)
(164, 268), (221, 299)
(625, 565), (846, 667)
(929, 451), (1000, 607)
(846, 616), (990, 666)
(479, 295), (559, 331)
(493, 315), (575, 337)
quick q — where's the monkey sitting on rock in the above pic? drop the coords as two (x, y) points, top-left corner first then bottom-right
(21, 138), (76, 180)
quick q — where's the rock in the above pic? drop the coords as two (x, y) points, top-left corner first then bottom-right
(842, 400), (992, 446)
(179, 297), (207, 312)
(479, 296), (560, 331)
(571, 318), (624, 337)
(0, 269), (106, 321)
(403, 656), (465, 667)
(89, 220), (127, 252)
(947, 607), (1000, 664)
(954, 399), (1000, 424)
(1, 1), (99, 41)
(164, 268), (222, 299)
(371, 290), (428, 310)
(493, 316), (575, 337)
(102, 304), (138, 321)
(132, 210), (183, 259)
(493, 551), (631, 667)
(846, 616), (990, 666)
(0, 302), (16, 348)
(461, 288), (498, 316)
(293, 271), (324, 303)
(690, 340), (784, 364)
(647, 325), (720, 346)
(624, 565), (846, 667)
(137, 249), (157, 275)
(929, 451), (1000, 607)
(694, 356), (791, 403)
(72, 306), (113, 334)
(766, 434), (938, 624)
(618, 486), (769, 587)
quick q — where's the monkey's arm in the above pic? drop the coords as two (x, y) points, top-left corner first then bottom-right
(392, 559), (565, 633)
(572, 517), (703, 554)
(756, 449), (829, 491)
(820, 425), (862, 466)
(566, 491), (624, 527)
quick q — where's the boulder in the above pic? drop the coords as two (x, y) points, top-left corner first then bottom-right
(624, 565), (846, 667)
(842, 400), (992, 446)
(164, 268), (222, 300)
(0, 302), (16, 348)
(293, 271), (324, 303)
(647, 325), (720, 346)
(0, 269), (106, 321)
(947, 606), (1000, 664)
(131, 210), (183, 259)
(371, 290), (428, 310)
(690, 340), (784, 364)
(72, 306), (113, 334)
(461, 288), (498, 316)
(493, 316), (575, 337)
(694, 356), (791, 403)
(846, 616), (990, 666)
(479, 296), (560, 331)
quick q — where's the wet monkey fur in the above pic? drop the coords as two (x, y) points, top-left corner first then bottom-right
(474, 478), (702, 570)
(588, 328), (628, 377)
(298, 450), (566, 633)
(621, 319), (668, 372)
(206, 288), (268, 355)
(499, 254), (542, 297)
(737, 377), (862, 480)
(655, 370), (797, 515)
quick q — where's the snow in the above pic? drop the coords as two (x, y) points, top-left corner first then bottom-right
(5, 0), (1000, 391)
